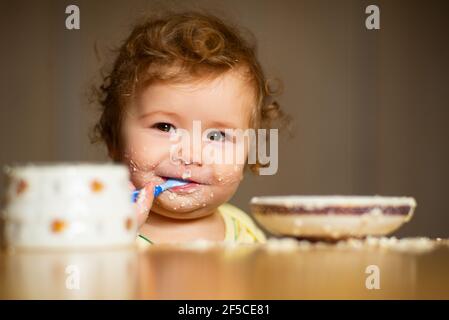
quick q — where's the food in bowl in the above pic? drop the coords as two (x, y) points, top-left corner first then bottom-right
(250, 196), (416, 240)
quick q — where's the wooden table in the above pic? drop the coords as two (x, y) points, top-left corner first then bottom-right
(1, 238), (448, 299)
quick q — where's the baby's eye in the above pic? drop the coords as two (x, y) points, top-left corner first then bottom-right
(152, 122), (176, 133)
(206, 130), (227, 142)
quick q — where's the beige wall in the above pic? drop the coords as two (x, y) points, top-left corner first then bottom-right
(1, 0), (448, 237)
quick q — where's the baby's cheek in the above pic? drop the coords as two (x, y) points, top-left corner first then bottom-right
(213, 164), (245, 186)
(121, 148), (159, 189)
(120, 121), (167, 185)
(207, 164), (244, 203)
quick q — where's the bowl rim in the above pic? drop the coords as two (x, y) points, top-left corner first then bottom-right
(250, 195), (417, 208)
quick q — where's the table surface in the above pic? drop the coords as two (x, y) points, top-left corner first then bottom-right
(1, 238), (448, 299)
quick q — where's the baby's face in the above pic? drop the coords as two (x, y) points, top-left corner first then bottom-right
(120, 70), (255, 219)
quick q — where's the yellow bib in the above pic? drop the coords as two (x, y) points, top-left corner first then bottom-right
(136, 203), (266, 246)
(219, 203), (266, 244)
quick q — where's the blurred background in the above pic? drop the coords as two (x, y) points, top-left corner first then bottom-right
(0, 0), (448, 237)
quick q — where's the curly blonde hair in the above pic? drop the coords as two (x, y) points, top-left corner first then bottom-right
(92, 10), (288, 173)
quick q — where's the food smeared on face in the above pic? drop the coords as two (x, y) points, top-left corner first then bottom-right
(120, 70), (255, 219)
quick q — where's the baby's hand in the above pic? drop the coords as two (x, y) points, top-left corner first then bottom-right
(130, 182), (156, 228)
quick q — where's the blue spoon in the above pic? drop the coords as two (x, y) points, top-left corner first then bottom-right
(132, 178), (189, 202)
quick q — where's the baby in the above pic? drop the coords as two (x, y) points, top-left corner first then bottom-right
(93, 11), (286, 245)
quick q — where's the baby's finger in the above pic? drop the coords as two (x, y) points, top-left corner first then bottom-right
(135, 182), (156, 227)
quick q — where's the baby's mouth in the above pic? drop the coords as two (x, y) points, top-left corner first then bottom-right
(169, 182), (201, 194)
(158, 175), (204, 194)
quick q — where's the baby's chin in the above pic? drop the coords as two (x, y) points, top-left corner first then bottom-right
(151, 203), (216, 219)
(152, 188), (220, 219)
